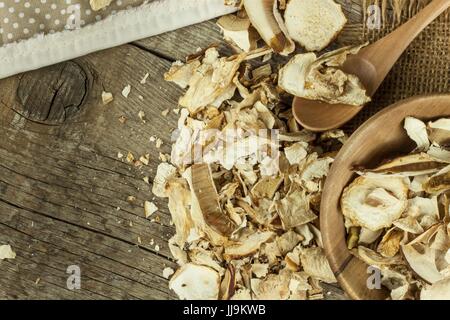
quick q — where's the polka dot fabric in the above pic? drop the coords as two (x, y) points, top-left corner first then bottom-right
(0, 0), (146, 45)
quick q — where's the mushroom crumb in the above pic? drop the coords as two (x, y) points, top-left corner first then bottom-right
(101, 91), (114, 105)
(140, 73), (150, 84)
(163, 267), (175, 279)
(144, 201), (158, 218)
(0, 245), (16, 260)
(121, 85), (131, 98)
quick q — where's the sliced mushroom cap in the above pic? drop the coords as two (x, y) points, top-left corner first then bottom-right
(191, 163), (237, 237)
(278, 46), (370, 106)
(358, 227), (383, 245)
(224, 231), (275, 259)
(428, 118), (450, 146)
(169, 263), (220, 300)
(341, 176), (409, 231)
(360, 153), (447, 177)
(423, 165), (450, 195)
(217, 13), (260, 52)
(152, 163), (178, 198)
(90, 0), (112, 11)
(300, 247), (336, 283)
(377, 228), (404, 258)
(401, 243), (444, 284)
(356, 246), (403, 266)
(420, 277), (450, 300)
(404, 117), (430, 152)
(284, 0), (347, 51)
(243, 0), (294, 55)
(276, 190), (317, 230)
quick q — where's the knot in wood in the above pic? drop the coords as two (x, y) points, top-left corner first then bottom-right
(16, 61), (91, 124)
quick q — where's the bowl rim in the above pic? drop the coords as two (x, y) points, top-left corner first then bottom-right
(320, 93), (450, 300)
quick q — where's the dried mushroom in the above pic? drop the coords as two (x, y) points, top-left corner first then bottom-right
(169, 263), (220, 300)
(341, 176), (409, 231)
(284, 0), (347, 52)
(90, 0), (112, 11)
(278, 45), (371, 106)
(243, 0), (294, 55)
(342, 116), (450, 299)
(217, 13), (260, 52)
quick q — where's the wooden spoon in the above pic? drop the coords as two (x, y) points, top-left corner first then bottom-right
(292, 0), (450, 132)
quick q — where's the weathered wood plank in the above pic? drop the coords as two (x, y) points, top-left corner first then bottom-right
(0, 44), (183, 299)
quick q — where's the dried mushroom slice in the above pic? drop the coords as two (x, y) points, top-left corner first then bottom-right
(276, 190), (317, 230)
(278, 45), (370, 106)
(300, 247), (336, 283)
(404, 117), (430, 152)
(243, 0), (294, 55)
(341, 176), (409, 231)
(164, 60), (201, 89)
(219, 266), (236, 300)
(401, 243), (445, 284)
(169, 263), (220, 300)
(251, 269), (291, 300)
(377, 228), (404, 258)
(217, 13), (260, 52)
(166, 179), (194, 246)
(421, 277), (450, 300)
(284, 0), (347, 52)
(191, 164), (237, 237)
(152, 163), (177, 198)
(250, 176), (283, 199)
(428, 143), (450, 163)
(356, 246), (403, 266)
(423, 165), (450, 195)
(428, 118), (450, 146)
(176, 48), (246, 114)
(224, 231), (275, 260)
(359, 153), (447, 177)
(90, 0), (112, 11)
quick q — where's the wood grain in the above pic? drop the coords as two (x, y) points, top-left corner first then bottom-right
(321, 94), (450, 300)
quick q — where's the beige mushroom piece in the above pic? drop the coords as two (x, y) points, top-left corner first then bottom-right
(169, 263), (220, 300)
(217, 13), (260, 52)
(284, 0), (347, 51)
(341, 176), (409, 231)
(243, 0), (294, 55)
(428, 118), (450, 146)
(421, 278), (450, 300)
(90, 0), (112, 11)
(278, 45), (371, 106)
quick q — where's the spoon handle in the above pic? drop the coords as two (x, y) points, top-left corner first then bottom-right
(361, 0), (450, 92)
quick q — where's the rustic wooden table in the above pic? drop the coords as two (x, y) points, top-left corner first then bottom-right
(0, 13), (361, 300)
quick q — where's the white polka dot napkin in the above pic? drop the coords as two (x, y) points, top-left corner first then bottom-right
(0, 0), (148, 46)
(0, 0), (236, 79)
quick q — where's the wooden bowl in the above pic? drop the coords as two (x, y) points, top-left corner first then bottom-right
(321, 94), (450, 300)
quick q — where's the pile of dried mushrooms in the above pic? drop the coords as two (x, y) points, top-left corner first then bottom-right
(342, 117), (450, 300)
(153, 0), (374, 300)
